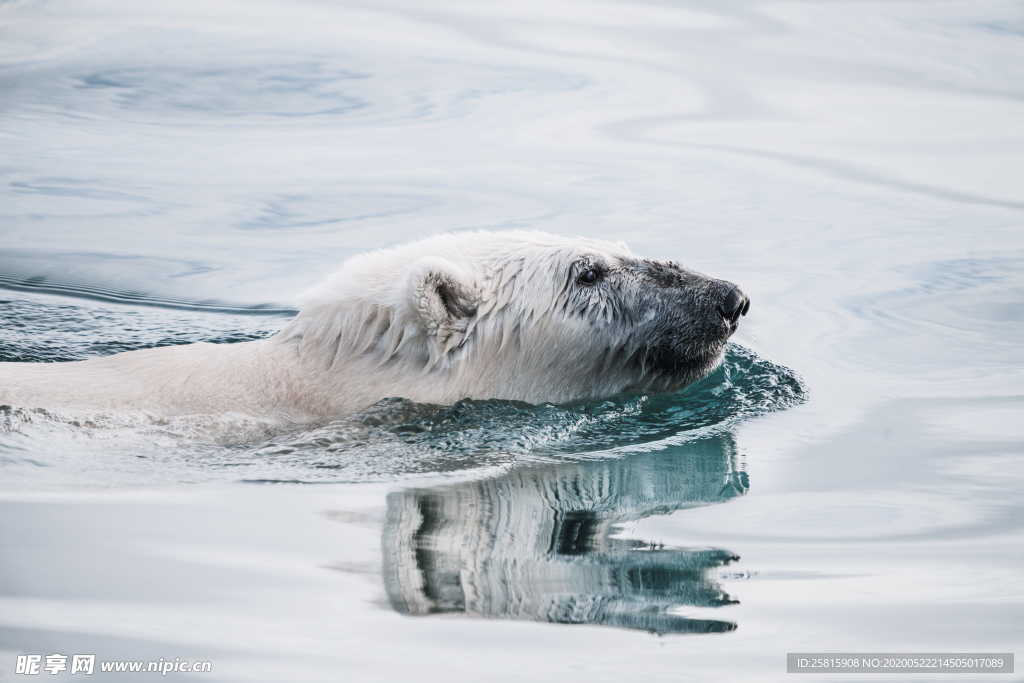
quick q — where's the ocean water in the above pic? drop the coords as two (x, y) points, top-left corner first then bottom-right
(1, 0), (1022, 681)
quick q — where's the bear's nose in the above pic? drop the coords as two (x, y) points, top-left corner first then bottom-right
(717, 286), (750, 324)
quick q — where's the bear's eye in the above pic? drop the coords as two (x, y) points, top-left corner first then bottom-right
(577, 267), (601, 286)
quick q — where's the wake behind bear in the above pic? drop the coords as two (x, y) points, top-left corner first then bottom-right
(0, 231), (749, 424)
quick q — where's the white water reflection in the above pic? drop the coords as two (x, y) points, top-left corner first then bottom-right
(381, 434), (745, 634)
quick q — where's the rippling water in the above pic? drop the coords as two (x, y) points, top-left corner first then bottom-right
(1, 0), (1022, 681)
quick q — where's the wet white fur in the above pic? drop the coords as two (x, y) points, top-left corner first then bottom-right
(0, 231), (645, 423)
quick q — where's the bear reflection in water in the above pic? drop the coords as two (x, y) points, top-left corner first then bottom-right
(381, 433), (746, 634)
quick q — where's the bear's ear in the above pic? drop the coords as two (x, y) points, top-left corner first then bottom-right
(407, 257), (478, 347)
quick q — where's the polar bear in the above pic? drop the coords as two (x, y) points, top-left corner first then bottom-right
(0, 231), (748, 424)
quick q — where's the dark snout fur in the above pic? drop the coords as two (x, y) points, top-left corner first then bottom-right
(628, 259), (749, 381)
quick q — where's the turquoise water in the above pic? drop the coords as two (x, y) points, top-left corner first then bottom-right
(1, 0), (1022, 681)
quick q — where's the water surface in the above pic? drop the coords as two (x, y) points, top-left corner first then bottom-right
(1, 0), (1022, 681)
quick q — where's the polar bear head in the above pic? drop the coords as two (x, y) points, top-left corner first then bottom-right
(277, 231), (748, 409)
